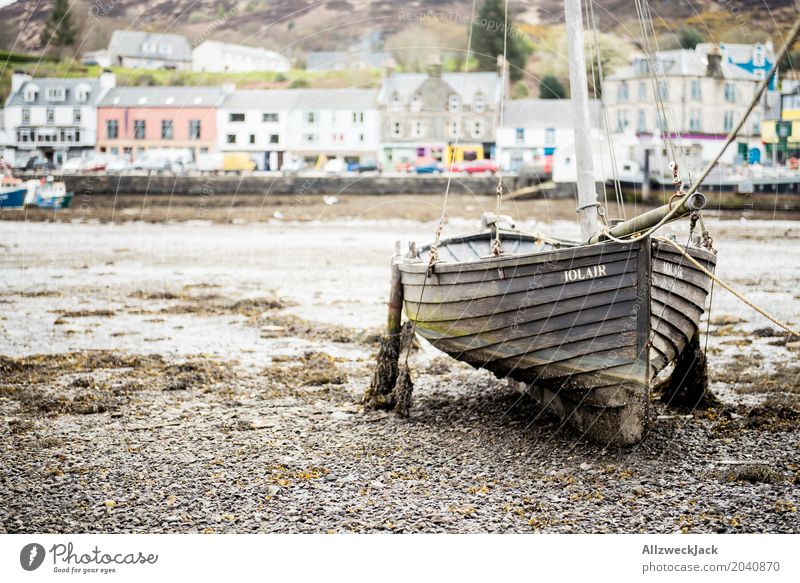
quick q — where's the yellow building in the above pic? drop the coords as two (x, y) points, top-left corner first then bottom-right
(761, 87), (800, 157)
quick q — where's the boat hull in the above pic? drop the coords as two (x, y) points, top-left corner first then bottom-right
(399, 233), (716, 444)
(0, 186), (28, 209)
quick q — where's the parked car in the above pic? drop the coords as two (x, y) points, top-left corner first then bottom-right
(348, 158), (381, 173)
(23, 157), (55, 173)
(411, 158), (444, 174)
(281, 157), (307, 175)
(323, 158), (347, 174)
(454, 159), (499, 174)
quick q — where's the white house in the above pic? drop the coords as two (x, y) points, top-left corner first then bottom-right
(3, 71), (116, 166)
(106, 30), (192, 70)
(496, 99), (602, 173)
(218, 88), (380, 170)
(216, 89), (295, 171)
(193, 41), (290, 73)
(603, 48), (764, 173)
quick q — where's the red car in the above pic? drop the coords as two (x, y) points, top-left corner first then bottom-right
(454, 159), (498, 174)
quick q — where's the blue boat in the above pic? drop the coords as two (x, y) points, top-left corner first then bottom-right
(0, 186), (27, 208)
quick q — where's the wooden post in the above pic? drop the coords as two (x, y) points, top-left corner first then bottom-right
(363, 244), (405, 410)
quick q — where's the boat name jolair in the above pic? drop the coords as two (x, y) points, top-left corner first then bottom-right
(563, 264), (607, 282)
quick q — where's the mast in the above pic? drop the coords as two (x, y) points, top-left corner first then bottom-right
(564, 0), (600, 241)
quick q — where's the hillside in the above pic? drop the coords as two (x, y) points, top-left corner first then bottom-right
(1, 0), (797, 57)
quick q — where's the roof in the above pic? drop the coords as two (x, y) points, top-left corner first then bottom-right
(501, 99), (602, 129)
(98, 86), (227, 108)
(377, 71), (503, 105)
(222, 88), (379, 110)
(108, 30), (192, 62)
(193, 41), (289, 64)
(306, 51), (391, 71)
(6, 77), (104, 107)
(696, 42), (775, 65)
(607, 49), (762, 82)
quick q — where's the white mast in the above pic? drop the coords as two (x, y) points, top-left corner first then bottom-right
(565, 0), (600, 241)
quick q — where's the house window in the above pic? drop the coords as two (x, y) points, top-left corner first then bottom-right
(472, 120), (482, 138)
(689, 109), (701, 131)
(448, 120), (459, 138)
(227, 134), (236, 144)
(617, 82), (628, 103)
(725, 83), (735, 103)
(46, 88), (65, 101)
(392, 121), (402, 138)
(189, 120), (201, 140)
(161, 120), (173, 140)
(269, 134), (279, 144)
(106, 119), (119, 139)
(352, 111), (365, 124)
(47, 108), (54, 123)
(410, 95), (422, 112)
(637, 110), (647, 132)
(638, 82), (646, 100)
(22, 109), (30, 123)
(262, 113), (278, 122)
(690, 79), (702, 101)
(412, 121), (423, 138)
(305, 111), (317, 124)
(616, 110), (628, 132)
(359, 133), (365, 143)
(390, 92), (402, 112)
(751, 112), (760, 135)
(545, 128), (555, 146)
(229, 113), (245, 122)
(656, 81), (668, 101)
(448, 95), (460, 113)
(302, 133), (317, 143)
(473, 93), (486, 113)
(73, 109), (81, 123)
(249, 134), (256, 144)
(515, 128), (524, 144)
(723, 111), (734, 132)
(134, 120), (146, 139)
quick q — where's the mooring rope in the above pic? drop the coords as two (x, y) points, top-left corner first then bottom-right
(655, 236), (800, 338)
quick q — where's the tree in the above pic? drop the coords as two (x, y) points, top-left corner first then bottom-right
(471, 0), (529, 80)
(40, 0), (77, 53)
(539, 75), (566, 99)
(678, 26), (704, 50)
(511, 82), (529, 99)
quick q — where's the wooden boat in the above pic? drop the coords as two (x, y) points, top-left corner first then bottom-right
(397, 221), (716, 444)
(34, 178), (73, 209)
(0, 185), (28, 208)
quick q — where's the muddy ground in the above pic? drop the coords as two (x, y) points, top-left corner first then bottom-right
(0, 194), (798, 533)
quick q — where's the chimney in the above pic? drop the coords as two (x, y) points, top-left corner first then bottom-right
(99, 69), (116, 91)
(705, 46), (724, 79)
(11, 70), (31, 94)
(427, 55), (442, 79)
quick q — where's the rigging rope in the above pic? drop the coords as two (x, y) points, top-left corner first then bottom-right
(429, 0), (481, 266)
(655, 236), (800, 337)
(491, 0), (511, 256)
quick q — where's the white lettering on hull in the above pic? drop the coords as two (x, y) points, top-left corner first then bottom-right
(563, 264), (607, 282)
(661, 262), (684, 279)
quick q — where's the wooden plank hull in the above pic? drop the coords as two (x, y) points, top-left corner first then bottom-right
(399, 231), (716, 444)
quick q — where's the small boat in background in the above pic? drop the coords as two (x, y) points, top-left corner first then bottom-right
(33, 177), (73, 210)
(0, 172), (27, 209)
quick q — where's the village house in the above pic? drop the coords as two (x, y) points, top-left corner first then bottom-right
(105, 30), (192, 70)
(495, 99), (602, 173)
(376, 63), (507, 169)
(96, 86), (228, 161)
(192, 41), (290, 73)
(760, 80), (800, 161)
(603, 48), (766, 174)
(3, 71), (116, 166)
(216, 90), (295, 170)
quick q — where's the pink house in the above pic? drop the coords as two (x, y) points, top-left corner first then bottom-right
(96, 86), (226, 160)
